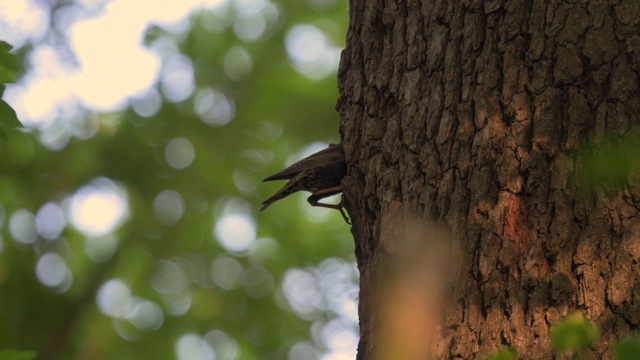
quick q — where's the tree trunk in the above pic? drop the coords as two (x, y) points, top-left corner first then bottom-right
(337, 1), (640, 359)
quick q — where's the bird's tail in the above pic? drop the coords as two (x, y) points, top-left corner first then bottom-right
(260, 182), (298, 211)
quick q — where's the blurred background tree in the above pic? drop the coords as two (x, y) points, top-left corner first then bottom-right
(0, 0), (357, 359)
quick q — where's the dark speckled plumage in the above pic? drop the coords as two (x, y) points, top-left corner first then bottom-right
(261, 143), (349, 223)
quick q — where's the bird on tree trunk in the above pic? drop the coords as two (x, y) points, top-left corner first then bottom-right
(261, 143), (350, 224)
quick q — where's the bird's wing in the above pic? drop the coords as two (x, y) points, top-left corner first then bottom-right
(263, 143), (344, 182)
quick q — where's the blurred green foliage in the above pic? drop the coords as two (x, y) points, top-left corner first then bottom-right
(0, 41), (23, 137)
(481, 314), (640, 359)
(614, 337), (640, 360)
(484, 348), (517, 360)
(0, 1), (355, 359)
(575, 128), (640, 191)
(0, 350), (36, 360)
(550, 313), (600, 355)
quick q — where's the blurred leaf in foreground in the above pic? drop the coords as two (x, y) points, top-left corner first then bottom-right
(614, 337), (640, 360)
(0, 40), (22, 135)
(0, 350), (37, 360)
(550, 312), (600, 353)
(484, 347), (517, 360)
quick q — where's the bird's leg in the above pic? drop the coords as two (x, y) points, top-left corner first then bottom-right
(313, 185), (342, 197)
(307, 186), (351, 224)
(309, 198), (351, 224)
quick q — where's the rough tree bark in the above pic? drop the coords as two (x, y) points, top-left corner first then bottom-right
(337, 1), (640, 359)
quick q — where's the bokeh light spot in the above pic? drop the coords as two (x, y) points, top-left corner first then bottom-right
(163, 291), (193, 316)
(35, 252), (71, 289)
(9, 209), (38, 245)
(153, 189), (186, 225)
(233, 13), (266, 43)
(285, 24), (340, 80)
(201, 7), (233, 33)
(223, 46), (253, 80)
(131, 88), (162, 118)
(204, 329), (239, 360)
(214, 213), (256, 252)
(114, 318), (142, 341)
(317, 258), (359, 322)
(35, 202), (66, 240)
(69, 178), (129, 237)
(289, 341), (320, 360)
(232, 169), (258, 193)
(160, 54), (195, 103)
(151, 260), (193, 316)
(211, 256), (244, 290)
(39, 119), (72, 150)
(151, 260), (189, 295)
(175, 333), (215, 360)
(232, 0), (266, 16)
(165, 137), (195, 169)
(320, 318), (358, 356)
(127, 299), (164, 330)
(69, 1), (161, 111)
(194, 88), (235, 126)
(96, 279), (132, 318)
(0, 0), (48, 47)
(248, 237), (281, 263)
(2, 0), (232, 127)
(84, 235), (119, 263)
(283, 269), (324, 317)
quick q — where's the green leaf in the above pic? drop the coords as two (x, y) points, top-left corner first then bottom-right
(575, 129), (640, 191)
(614, 337), (640, 360)
(0, 350), (37, 360)
(0, 98), (22, 129)
(0, 41), (19, 84)
(485, 347), (518, 360)
(550, 313), (600, 353)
